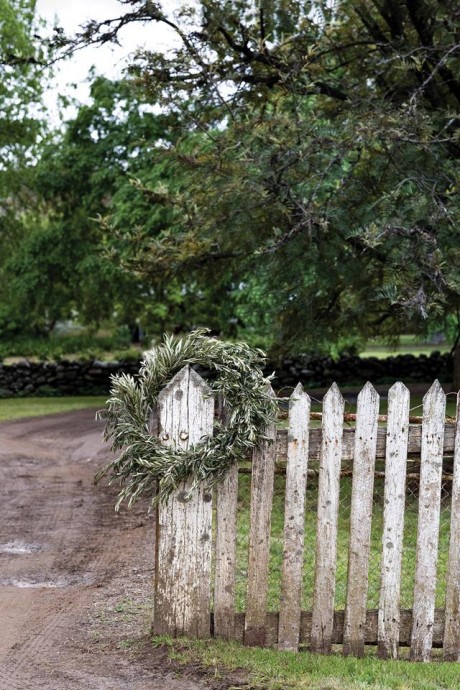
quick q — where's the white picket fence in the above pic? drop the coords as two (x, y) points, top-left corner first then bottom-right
(151, 366), (460, 661)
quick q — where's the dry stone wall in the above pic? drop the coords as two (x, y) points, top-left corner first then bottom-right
(273, 351), (453, 389)
(0, 359), (140, 398)
(0, 351), (453, 398)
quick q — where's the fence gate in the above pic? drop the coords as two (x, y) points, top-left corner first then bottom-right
(152, 366), (460, 662)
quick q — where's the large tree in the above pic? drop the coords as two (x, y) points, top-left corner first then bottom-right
(56, 1), (460, 358)
(0, 0), (48, 248)
(0, 0), (51, 332)
(1, 76), (162, 334)
(1, 75), (235, 338)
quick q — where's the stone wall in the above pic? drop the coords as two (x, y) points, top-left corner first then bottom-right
(0, 351), (453, 398)
(0, 359), (140, 398)
(271, 351), (453, 390)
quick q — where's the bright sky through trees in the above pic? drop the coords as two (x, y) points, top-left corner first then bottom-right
(35, 0), (179, 119)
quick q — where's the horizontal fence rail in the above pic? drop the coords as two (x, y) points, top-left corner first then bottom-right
(153, 369), (460, 662)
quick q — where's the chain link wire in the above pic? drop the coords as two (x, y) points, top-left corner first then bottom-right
(231, 381), (456, 618)
(233, 452), (454, 614)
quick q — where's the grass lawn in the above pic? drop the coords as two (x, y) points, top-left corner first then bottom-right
(360, 334), (450, 359)
(158, 636), (460, 689)
(234, 470), (451, 614)
(0, 396), (107, 421)
(218, 389), (457, 687)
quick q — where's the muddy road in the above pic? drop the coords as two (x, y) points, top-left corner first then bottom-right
(0, 410), (239, 690)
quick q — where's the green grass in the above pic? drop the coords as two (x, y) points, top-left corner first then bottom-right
(361, 347), (450, 359)
(232, 388), (457, 642)
(157, 636), (460, 689)
(233, 471), (452, 613)
(360, 335), (450, 359)
(0, 396), (106, 421)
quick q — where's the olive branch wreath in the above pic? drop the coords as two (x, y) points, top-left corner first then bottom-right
(95, 329), (278, 510)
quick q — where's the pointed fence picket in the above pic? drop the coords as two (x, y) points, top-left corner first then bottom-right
(378, 382), (410, 659)
(343, 383), (380, 657)
(410, 381), (446, 661)
(244, 386), (277, 647)
(310, 383), (344, 654)
(214, 461), (239, 639)
(278, 384), (311, 651)
(151, 368), (458, 662)
(443, 392), (460, 660)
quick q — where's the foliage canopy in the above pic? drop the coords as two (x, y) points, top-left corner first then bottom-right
(0, 0), (49, 294)
(0, 0), (54, 335)
(57, 0), (460, 354)
(2, 1), (460, 359)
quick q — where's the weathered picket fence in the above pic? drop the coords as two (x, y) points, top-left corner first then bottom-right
(152, 366), (460, 662)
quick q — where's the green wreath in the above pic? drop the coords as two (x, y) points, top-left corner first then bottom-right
(96, 329), (277, 509)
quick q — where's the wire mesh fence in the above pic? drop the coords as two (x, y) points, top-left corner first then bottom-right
(154, 369), (458, 658)
(231, 457), (455, 613)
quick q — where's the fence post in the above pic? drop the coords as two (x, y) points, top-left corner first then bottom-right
(343, 382), (379, 657)
(278, 383), (310, 651)
(444, 391), (460, 660)
(311, 383), (344, 654)
(153, 365), (214, 638)
(410, 380), (445, 661)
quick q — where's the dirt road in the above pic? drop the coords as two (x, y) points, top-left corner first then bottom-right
(0, 410), (240, 690)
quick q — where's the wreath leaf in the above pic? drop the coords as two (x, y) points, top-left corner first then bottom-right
(95, 329), (277, 510)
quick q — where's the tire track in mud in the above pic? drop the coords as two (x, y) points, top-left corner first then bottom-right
(0, 415), (98, 685)
(0, 411), (171, 690)
(0, 410), (222, 690)
(0, 587), (72, 686)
